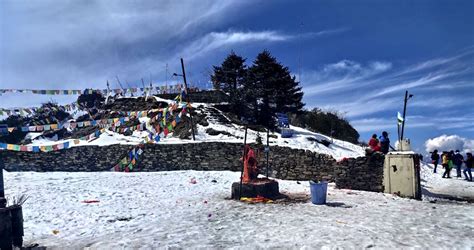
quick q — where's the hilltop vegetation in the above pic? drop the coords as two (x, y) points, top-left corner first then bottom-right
(212, 50), (359, 143)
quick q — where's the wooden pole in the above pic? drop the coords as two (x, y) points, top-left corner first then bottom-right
(0, 158), (6, 208)
(180, 58), (196, 141)
(401, 90), (408, 141)
(239, 125), (248, 200)
(115, 76), (125, 96)
(266, 128), (270, 178)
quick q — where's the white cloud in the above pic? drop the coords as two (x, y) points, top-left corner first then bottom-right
(301, 49), (474, 121)
(319, 96), (399, 119)
(425, 135), (474, 153)
(302, 60), (392, 95)
(350, 118), (394, 133)
(312, 27), (349, 36)
(351, 116), (434, 133)
(0, 0), (250, 89)
(370, 61), (393, 72)
(181, 31), (291, 60)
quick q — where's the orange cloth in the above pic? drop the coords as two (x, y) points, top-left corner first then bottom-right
(242, 147), (258, 183)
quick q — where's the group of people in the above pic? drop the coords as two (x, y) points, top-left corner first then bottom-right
(431, 149), (473, 181)
(368, 131), (391, 154)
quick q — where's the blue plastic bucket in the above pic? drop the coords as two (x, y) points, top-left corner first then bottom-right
(309, 181), (328, 205)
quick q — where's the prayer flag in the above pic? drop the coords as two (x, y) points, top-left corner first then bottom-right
(397, 112), (404, 125)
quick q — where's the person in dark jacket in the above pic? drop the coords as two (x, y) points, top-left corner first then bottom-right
(431, 149), (440, 173)
(379, 131), (390, 154)
(463, 152), (472, 181)
(453, 150), (464, 178)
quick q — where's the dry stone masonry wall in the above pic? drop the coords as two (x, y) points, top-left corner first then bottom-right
(0, 142), (384, 192)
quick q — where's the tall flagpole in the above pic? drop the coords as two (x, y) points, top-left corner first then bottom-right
(180, 58), (196, 140)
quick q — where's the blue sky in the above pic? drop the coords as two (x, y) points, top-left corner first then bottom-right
(1, 0), (473, 152)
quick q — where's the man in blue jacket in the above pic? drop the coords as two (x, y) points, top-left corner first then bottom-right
(379, 131), (390, 154)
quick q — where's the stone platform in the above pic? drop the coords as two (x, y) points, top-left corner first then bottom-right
(231, 178), (281, 200)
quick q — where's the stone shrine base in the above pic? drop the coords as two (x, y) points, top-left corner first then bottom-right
(231, 178), (281, 200)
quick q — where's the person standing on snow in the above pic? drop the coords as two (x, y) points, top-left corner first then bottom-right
(463, 152), (472, 182)
(453, 150), (464, 178)
(442, 151), (451, 178)
(379, 131), (390, 154)
(431, 150), (440, 173)
(368, 134), (381, 152)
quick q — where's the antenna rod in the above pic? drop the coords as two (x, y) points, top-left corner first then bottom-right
(180, 58), (195, 141)
(115, 76), (125, 94)
(166, 63), (169, 88)
(126, 80), (133, 97)
(149, 73), (153, 95)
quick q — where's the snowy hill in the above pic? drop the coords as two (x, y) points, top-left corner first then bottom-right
(24, 97), (365, 160)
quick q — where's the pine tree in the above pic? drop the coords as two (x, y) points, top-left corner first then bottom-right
(211, 51), (247, 116)
(246, 50), (305, 127)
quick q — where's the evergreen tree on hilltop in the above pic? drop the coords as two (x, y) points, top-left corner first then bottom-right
(211, 51), (247, 116)
(246, 50), (305, 127)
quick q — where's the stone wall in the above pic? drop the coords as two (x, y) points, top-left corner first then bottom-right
(0, 142), (385, 192)
(334, 154), (385, 192)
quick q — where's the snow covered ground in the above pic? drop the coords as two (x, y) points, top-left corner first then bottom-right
(421, 161), (474, 201)
(4, 166), (473, 249)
